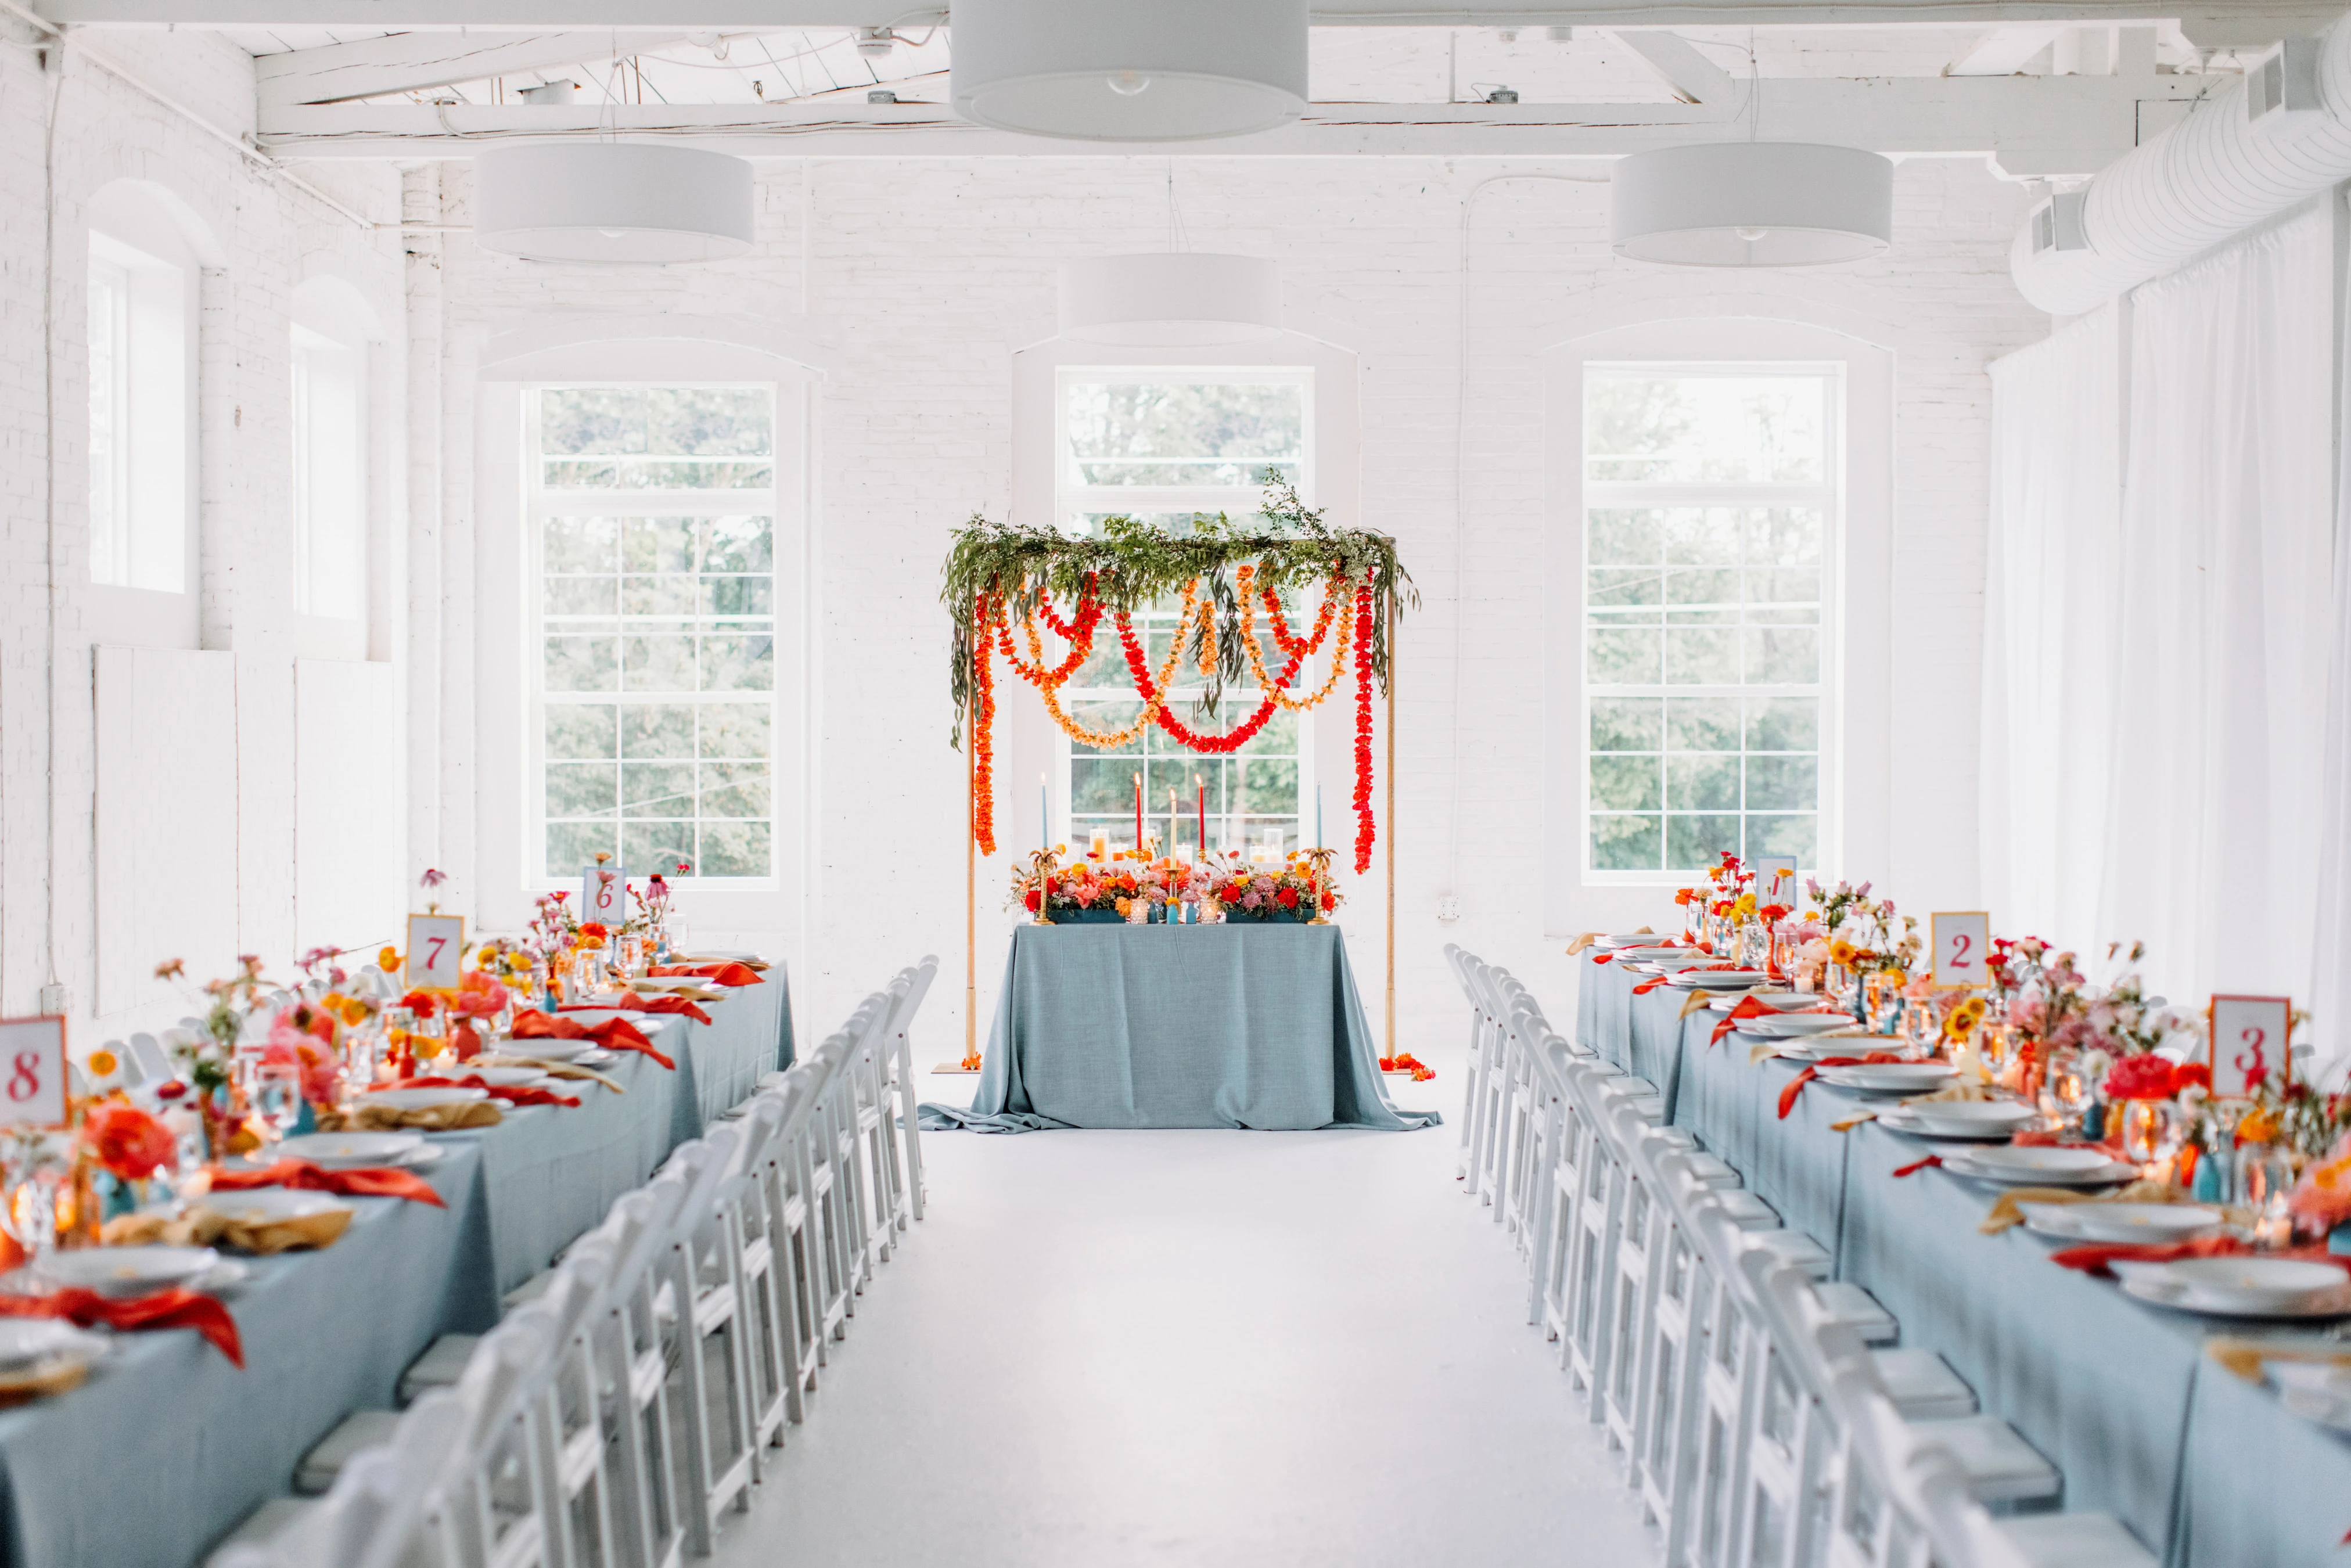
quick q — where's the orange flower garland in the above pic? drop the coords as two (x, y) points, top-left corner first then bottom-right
(1236, 566), (1352, 713)
(1352, 580), (1376, 873)
(971, 592), (998, 855)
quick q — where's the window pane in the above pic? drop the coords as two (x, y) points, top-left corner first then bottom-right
(1065, 380), (1304, 487)
(1593, 815), (1660, 871)
(1592, 756), (1661, 812)
(1590, 699), (1660, 753)
(1667, 754), (1740, 812)
(540, 387), (775, 490)
(1667, 814), (1741, 871)
(1586, 375), (1825, 483)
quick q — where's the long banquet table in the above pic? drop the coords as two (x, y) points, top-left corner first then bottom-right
(932, 923), (1438, 1132)
(0, 972), (793, 1568)
(1576, 960), (2351, 1568)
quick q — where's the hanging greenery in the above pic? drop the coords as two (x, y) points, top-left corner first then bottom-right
(942, 477), (1415, 873)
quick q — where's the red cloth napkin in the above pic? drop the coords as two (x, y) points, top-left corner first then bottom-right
(649, 962), (764, 988)
(0, 1286), (243, 1366)
(1893, 1154), (1943, 1178)
(1591, 952), (1615, 965)
(563, 993), (714, 1027)
(211, 1158), (447, 1207)
(1777, 1053), (1905, 1119)
(1710, 994), (1834, 1049)
(511, 1009), (674, 1070)
(2048, 1236), (2351, 1278)
(389, 1074), (582, 1110)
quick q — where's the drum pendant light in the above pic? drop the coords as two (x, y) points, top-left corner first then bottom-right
(1611, 143), (1892, 267)
(951, 0), (1308, 141)
(1059, 253), (1282, 344)
(474, 143), (754, 264)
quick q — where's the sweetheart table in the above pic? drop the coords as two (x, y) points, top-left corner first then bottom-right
(1578, 960), (2351, 1568)
(928, 923), (1438, 1133)
(0, 974), (793, 1568)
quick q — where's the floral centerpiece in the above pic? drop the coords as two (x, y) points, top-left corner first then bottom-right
(1010, 847), (1342, 923)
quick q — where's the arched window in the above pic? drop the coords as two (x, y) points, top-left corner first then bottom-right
(290, 276), (382, 652)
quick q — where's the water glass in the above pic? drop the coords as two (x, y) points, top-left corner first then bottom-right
(2117, 1099), (2181, 1175)
(2038, 1055), (2091, 1135)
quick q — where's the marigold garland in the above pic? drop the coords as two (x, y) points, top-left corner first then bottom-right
(1352, 581), (1376, 874)
(1235, 566), (1353, 714)
(971, 593), (999, 856)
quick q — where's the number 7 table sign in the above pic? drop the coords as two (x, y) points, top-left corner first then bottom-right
(1931, 912), (1991, 990)
(2208, 994), (2291, 1098)
(0, 1017), (67, 1128)
(406, 915), (467, 992)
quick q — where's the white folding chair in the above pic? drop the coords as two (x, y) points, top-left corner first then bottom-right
(654, 1131), (757, 1552)
(878, 957), (939, 1225)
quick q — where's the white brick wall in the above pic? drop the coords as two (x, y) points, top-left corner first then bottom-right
(0, 25), (2044, 1068)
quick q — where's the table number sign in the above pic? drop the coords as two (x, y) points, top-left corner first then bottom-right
(406, 914), (467, 991)
(2208, 994), (2292, 1098)
(1753, 855), (1799, 902)
(0, 1017), (66, 1128)
(583, 865), (628, 923)
(1931, 912), (1991, 989)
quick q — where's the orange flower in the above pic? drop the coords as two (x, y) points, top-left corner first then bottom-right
(2288, 1149), (2351, 1228)
(379, 947), (401, 972)
(84, 1102), (175, 1182)
(88, 1049), (118, 1078)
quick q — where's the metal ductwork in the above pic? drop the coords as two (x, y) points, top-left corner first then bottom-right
(2010, 23), (2351, 315)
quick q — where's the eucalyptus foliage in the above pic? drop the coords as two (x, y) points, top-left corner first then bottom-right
(944, 479), (1415, 746)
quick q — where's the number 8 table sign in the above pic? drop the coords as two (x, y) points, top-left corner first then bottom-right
(0, 1017), (65, 1128)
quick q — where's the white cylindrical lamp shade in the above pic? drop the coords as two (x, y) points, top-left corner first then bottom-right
(474, 143), (754, 264)
(951, 0), (1308, 141)
(1059, 254), (1283, 346)
(1611, 143), (1893, 267)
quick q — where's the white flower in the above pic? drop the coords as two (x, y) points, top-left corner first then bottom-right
(2081, 1048), (2114, 1085)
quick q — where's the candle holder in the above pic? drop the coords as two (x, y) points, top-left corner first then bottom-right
(1304, 847), (1336, 925)
(1025, 848), (1059, 926)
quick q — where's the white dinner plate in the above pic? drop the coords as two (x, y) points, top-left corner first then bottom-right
(1670, 970), (1771, 990)
(1768, 1035), (1879, 1060)
(497, 1039), (601, 1062)
(1896, 1101), (2039, 1136)
(1940, 1146), (2136, 1186)
(1817, 1063), (1958, 1094)
(2118, 1274), (2351, 1321)
(1746, 1015), (1866, 1038)
(1617, 948), (1700, 965)
(1595, 933), (1663, 950)
(2016, 1201), (2223, 1244)
(366, 1087), (489, 1110)
(275, 1131), (427, 1168)
(24, 1245), (221, 1298)
(1877, 1105), (2034, 1141)
(467, 1067), (553, 1089)
(1713, 992), (1832, 1015)
(202, 1189), (355, 1225)
(2114, 1257), (2350, 1314)
(0, 1318), (107, 1372)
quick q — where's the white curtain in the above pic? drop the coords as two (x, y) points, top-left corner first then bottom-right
(2098, 207), (2334, 1012)
(2314, 229), (2351, 1088)
(1980, 305), (2123, 961)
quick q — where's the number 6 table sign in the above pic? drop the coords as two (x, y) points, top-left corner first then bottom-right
(583, 865), (628, 924)
(0, 1017), (67, 1128)
(407, 914), (467, 992)
(1931, 912), (1991, 989)
(2209, 994), (2292, 1098)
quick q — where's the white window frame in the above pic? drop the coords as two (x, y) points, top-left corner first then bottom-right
(290, 322), (368, 636)
(520, 381), (785, 894)
(1048, 364), (1321, 857)
(87, 254), (131, 589)
(1578, 358), (1845, 887)
(1544, 318), (1893, 936)
(85, 220), (197, 645)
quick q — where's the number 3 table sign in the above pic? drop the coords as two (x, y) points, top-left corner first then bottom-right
(2209, 994), (2291, 1098)
(407, 914), (468, 992)
(0, 1017), (67, 1128)
(1931, 912), (1991, 989)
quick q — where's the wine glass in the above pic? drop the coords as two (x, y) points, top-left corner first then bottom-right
(251, 1062), (303, 1145)
(2038, 1054), (2092, 1136)
(2118, 1100), (2181, 1178)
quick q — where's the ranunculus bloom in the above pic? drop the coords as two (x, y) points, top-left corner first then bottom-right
(454, 970), (510, 1019)
(1275, 886), (1299, 908)
(2102, 1053), (2179, 1102)
(85, 1102), (176, 1182)
(2288, 1137), (2351, 1229)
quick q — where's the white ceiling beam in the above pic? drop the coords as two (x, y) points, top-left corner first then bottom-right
(1606, 29), (1737, 104)
(32, 0), (2337, 28)
(1944, 23), (2064, 72)
(256, 30), (687, 109)
(257, 72), (2209, 175)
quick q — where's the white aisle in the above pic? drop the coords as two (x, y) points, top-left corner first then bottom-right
(711, 1110), (1658, 1567)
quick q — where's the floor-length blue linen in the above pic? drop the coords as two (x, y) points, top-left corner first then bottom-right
(0, 972), (795, 1568)
(925, 924), (1438, 1132)
(1578, 961), (2351, 1568)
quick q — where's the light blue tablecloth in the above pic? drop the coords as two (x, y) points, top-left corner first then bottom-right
(1577, 961), (2351, 1568)
(0, 967), (797, 1568)
(927, 924), (1439, 1133)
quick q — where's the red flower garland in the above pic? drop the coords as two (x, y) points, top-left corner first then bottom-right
(971, 592), (998, 855)
(1116, 611), (1303, 754)
(1259, 570), (1346, 658)
(993, 591), (1102, 687)
(1353, 580), (1376, 873)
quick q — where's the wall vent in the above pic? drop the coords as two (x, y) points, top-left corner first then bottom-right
(2247, 38), (2323, 127)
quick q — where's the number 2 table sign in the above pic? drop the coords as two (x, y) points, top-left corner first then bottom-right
(583, 865), (628, 924)
(0, 1017), (67, 1128)
(2208, 994), (2292, 1098)
(1931, 912), (1991, 989)
(406, 914), (467, 992)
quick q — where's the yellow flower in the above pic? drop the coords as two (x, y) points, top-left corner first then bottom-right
(2237, 1108), (2277, 1145)
(1734, 893), (1758, 918)
(379, 946), (401, 972)
(1829, 938), (1857, 966)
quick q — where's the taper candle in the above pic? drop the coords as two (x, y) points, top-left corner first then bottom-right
(1133, 771), (1142, 854)
(1196, 774), (1205, 857)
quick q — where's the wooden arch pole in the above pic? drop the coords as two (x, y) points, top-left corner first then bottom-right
(1385, 594), (1397, 1059)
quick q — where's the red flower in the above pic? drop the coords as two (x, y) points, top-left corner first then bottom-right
(1275, 886), (1299, 908)
(1023, 888), (1041, 912)
(2173, 1062), (2212, 1093)
(2103, 1053), (2181, 1102)
(1319, 891), (1336, 911)
(577, 922), (610, 941)
(84, 1102), (175, 1182)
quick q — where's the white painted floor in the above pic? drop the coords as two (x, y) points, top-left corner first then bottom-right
(709, 1093), (1658, 1567)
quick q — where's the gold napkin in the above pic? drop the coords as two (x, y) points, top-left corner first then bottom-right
(1979, 1181), (2185, 1235)
(318, 1101), (504, 1133)
(1679, 988), (1723, 1021)
(624, 980), (725, 1002)
(472, 1053), (626, 1095)
(100, 1204), (354, 1255)
(0, 1360), (88, 1406)
(1566, 925), (1652, 958)
(2206, 1337), (2351, 1384)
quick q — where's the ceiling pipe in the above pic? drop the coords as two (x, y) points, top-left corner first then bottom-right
(2011, 20), (2351, 315)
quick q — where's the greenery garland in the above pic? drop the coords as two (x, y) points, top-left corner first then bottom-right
(942, 477), (1415, 745)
